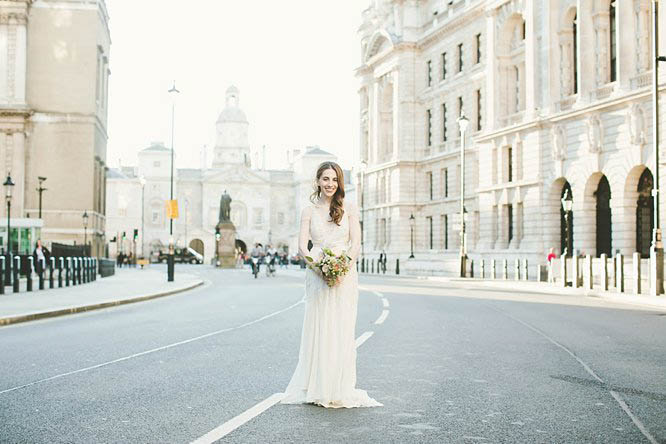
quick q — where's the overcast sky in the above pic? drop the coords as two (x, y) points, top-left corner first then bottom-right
(105, 1), (366, 172)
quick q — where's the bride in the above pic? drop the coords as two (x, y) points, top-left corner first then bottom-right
(281, 161), (382, 408)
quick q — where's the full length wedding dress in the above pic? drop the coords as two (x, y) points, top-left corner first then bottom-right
(281, 202), (382, 408)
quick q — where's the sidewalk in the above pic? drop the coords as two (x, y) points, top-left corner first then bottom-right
(0, 268), (204, 327)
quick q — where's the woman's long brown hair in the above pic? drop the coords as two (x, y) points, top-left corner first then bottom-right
(310, 161), (346, 225)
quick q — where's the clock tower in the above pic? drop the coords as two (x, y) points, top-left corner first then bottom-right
(212, 86), (251, 168)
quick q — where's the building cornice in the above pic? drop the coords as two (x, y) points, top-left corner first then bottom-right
(418, 2), (486, 50)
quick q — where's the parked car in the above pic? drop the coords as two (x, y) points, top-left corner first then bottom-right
(156, 247), (203, 264)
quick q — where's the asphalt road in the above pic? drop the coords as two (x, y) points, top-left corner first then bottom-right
(1, 265), (665, 443)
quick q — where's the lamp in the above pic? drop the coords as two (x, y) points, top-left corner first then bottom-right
(4, 174), (14, 255)
(82, 210), (89, 250)
(457, 110), (469, 277)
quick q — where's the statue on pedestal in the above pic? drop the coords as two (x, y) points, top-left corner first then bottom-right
(215, 190), (237, 268)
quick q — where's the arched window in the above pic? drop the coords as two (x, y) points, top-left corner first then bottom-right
(595, 176), (612, 257)
(636, 168), (654, 258)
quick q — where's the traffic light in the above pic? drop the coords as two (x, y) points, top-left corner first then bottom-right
(133, 228), (138, 241)
(122, 231), (126, 240)
(215, 227), (221, 242)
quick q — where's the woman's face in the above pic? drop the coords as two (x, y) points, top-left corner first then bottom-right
(318, 168), (338, 199)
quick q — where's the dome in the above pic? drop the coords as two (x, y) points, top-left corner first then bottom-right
(217, 85), (248, 123)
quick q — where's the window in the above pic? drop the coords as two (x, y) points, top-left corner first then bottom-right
(427, 60), (432, 86)
(514, 66), (520, 112)
(476, 89), (482, 131)
(427, 216), (433, 249)
(441, 52), (447, 80)
(253, 208), (263, 225)
(457, 97), (463, 120)
(475, 33), (481, 64)
(573, 13), (578, 94)
(427, 172), (433, 200)
(427, 109), (432, 146)
(521, 21), (526, 40)
(278, 212), (284, 224)
(508, 204), (514, 242)
(444, 168), (449, 197)
(153, 161), (161, 167)
(442, 214), (449, 250)
(457, 43), (463, 72)
(508, 146), (513, 182)
(152, 210), (159, 223)
(610, 2), (617, 82)
(442, 103), (447, 141)
(118, 208), (127, 217)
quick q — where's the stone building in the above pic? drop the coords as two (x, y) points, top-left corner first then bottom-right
(0, 0), (110, 256)
(106, 86), (352, 263)
(357, 0), (665, 274)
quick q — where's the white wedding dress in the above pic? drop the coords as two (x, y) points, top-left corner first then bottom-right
(281, 203), (382, 408)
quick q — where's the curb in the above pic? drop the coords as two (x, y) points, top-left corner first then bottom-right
(0, 279), (205, 327)
(422, 276), (666, 310)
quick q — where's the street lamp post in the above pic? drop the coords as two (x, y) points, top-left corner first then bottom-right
(652, 0), (665, 295)
(359, 160), (367, 271)
(561, 189), (573, 257)
(82, 210), (89, 253)
(457, 111), (469, 277)
(4, 174), (14, 287)
(409, 213), (415, 259)
(37, 176), (47, 219)
(140, 176), (146, 258)
(167, 81), (180, 282)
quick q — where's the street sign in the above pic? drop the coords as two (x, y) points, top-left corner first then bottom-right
(166, 199), (179, 219)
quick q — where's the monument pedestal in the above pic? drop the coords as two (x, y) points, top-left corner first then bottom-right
(216, 221), (237, 268)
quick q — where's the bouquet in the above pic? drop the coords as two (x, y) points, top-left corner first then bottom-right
(305, 247), (352, 287)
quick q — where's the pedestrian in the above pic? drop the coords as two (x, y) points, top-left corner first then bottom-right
(32, 239), (51, 275)
(547, 247), (556, 283)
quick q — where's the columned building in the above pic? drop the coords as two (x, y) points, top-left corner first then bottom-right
(0, 0), (110, 257)
(357, 0), (665, 275)
(106, 87), (351, 264)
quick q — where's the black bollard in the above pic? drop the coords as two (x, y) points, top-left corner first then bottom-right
(470, 260), (474, 278)
(13, 256), (20, 293)
(66, 257), (71, 287)
(39, 258), (45, 290)
(371, 259), (375, 273)
(92, 258), (96, 281)
(58, 257), (64, 288)
(78, 257), (83, 284)
(361, 258), (365, 273)
(82, 258), (87, 284)
(26, 257), (34, 292)
(396, 258), (400, 275)
(0, 256), (4, 295)
(49, 257), (55, 289)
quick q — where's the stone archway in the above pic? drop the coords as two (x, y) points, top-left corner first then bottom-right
(636, 168), (654, 258)
(595, 175), (612, 257)
(560, 181), (574, 257)
(189, 238), (204, 256)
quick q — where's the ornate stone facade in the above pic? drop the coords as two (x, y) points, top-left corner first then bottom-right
(357, 0), (666, 274)
(0, 0), (110, 256)
(106, 87), (350, 263)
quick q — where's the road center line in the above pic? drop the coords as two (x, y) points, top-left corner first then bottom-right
(375, 310), (389, 325)
(191, 330), (378, 443)
(490, 305), (658, 444)
(0, 299), (305, 396)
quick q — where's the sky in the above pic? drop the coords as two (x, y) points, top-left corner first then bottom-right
(106, 0), (367, 172)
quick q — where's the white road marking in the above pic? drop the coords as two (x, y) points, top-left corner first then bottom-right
(192, 329), (377, 443)
(375, 310), (389, 325)
(192, 289), (388, 442)
(382, 298), (390, 308)
(355, 331), (374, 348)
(190, 393), (286, 444)
(0, 299), (305, 396)
(491, 306), (658, 444)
